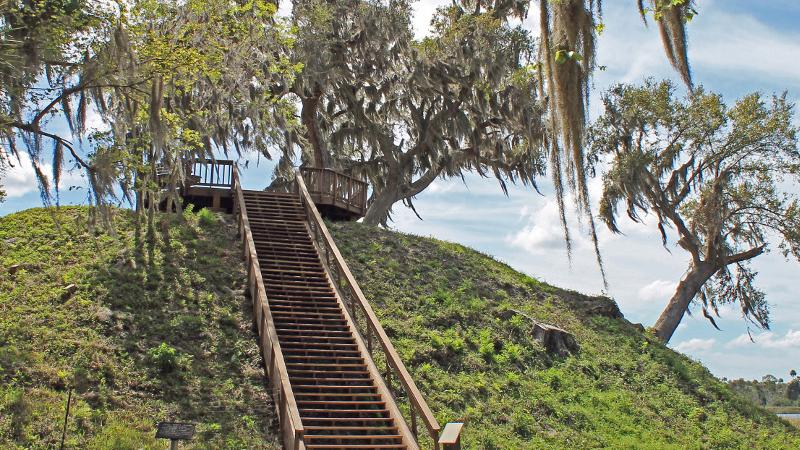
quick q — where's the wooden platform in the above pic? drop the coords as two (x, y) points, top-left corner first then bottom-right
(174, 161), (367, 221)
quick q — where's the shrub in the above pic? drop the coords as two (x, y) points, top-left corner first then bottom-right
(197, 208), (216, 227)
(146, 343), (184, 374)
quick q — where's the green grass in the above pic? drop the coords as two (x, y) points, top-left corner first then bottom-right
(330, 221), (800, 449)
(2, 207), (798, 448)
(0, 207), (278, 449)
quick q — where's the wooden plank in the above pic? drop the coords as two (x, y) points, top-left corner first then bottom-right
(296, 169), (438, 446)
(439, 422), (464, 448)
(232, 170), (305, 447)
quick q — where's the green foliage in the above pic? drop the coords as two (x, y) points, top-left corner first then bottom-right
(196, 207), (217, 227)
(590, 80), (800, 337)
(728, 377), (800, 408)
(330, 221), (800, 449)
(0, 207), (278, 448)
(146, 343), (185, 374)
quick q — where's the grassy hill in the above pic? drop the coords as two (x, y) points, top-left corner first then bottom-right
(0, 207), (278, 449)
(329, 222), (800, 449)
(1, 207), (798, 449)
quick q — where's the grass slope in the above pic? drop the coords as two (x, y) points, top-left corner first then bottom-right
(1, 207), (797, 449)
(330, 221), (800, 449)
(0, 207), (278, 449)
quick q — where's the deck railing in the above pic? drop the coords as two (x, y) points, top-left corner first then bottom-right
(232, 167), (306, 450)
(295, 169), (464, 449)
(300, 167), (367, 216)
(190, 159), (234, 187)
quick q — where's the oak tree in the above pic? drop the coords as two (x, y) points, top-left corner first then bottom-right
(590, 80), (800, 342)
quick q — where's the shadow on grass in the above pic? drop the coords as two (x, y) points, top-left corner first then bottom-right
(85, 211), (279, 446)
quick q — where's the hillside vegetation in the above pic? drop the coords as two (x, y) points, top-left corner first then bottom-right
(330, 222), (800, 449)
(1, 207), (799, 448)
(0, 207), (278, 449)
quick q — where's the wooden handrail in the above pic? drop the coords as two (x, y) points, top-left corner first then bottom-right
(300, 167), (367, 214)
(294, 168), (444, 447)
(232, 167), (305, 449)
(190, 159), (234, 187)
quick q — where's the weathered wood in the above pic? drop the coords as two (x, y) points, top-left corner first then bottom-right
(232, 169), (305, 449)
(300, 167), (367, 219)
(439, 422), (464, 450)
(295, 169), (442, 447)
(510, 309), (579, 357)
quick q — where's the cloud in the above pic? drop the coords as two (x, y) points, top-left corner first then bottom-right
(2, 153), (85, 198)
(637, 279), (675, 302)
(690, 9), (800, 88)
(674, 338), (716, 353)
(727, 329), (800, 350)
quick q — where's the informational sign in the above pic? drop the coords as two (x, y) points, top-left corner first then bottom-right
(156, 422), (195, 441)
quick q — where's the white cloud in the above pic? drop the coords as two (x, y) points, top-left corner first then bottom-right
(691, 10), (800, 87)
(674, 338), (716, 353)
(637, 279), (675, 302)
(2, 153), (85, 198)
(727, 329), (800, 350)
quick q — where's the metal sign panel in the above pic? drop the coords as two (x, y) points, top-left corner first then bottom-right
(156, 422), (195, 440)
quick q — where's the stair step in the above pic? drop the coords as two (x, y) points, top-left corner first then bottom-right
(306, 444), (406, 450)
(305, 426), (399, 432)
(293, 384), (377, 392)
(290, 377), (375, 384)
(241, 192), (415, 448)
(300, 408), (391, 416)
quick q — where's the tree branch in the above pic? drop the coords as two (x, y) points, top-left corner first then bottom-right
(725, 245), (766, 265)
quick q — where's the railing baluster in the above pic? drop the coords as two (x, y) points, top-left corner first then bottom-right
(411, 403), (418, 439)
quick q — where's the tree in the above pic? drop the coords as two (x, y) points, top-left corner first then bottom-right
(589, 80), (800, 342)
(284, 1), (547, 225)
(1, 0), (298, 215)
(788, 379), (800, 401)
(791, 369), (797, 378)
(532, 0), (696, 269)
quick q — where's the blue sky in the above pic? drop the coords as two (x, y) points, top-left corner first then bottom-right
(3, 0), (800, 380)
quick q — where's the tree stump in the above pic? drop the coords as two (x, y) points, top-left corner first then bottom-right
(61, 284), (78, 301)
(506, 309), (580, 357)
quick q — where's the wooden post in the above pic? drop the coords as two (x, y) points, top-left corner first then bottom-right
(411, 405), (418, 438)
(59, 388), (72, 450)
(439, 423), (464, 450)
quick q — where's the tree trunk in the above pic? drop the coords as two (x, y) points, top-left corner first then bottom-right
(653, 262), (717, 342)
(362, 186), (400, 226)
(301, 95), (331, 169)
(362, 168), (441, 226)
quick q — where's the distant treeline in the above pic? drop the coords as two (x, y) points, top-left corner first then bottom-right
(728, 375), (800, 408)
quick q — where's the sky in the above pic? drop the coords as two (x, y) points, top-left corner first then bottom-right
(3, 0), (800, 381)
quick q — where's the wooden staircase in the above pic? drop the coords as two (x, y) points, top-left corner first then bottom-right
(243, 189), (409, 449)
(230, 166), (463, 450)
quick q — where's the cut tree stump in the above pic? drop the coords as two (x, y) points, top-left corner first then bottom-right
(507, 309), (579, 357)
(61, 284), (78, 301)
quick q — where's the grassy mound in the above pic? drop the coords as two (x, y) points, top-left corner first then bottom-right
(0, 207), (277, 449)
(330, 221), (800, 449)
(1, 207), (798, 448)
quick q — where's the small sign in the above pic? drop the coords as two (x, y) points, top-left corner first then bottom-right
(156, 422), (195, 440)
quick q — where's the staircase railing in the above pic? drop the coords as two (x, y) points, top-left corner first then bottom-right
(232, 167), (306, 450)
(300, 167), (368, 216)
(295, 169), (464, 449)
(190, 158), (234, 187)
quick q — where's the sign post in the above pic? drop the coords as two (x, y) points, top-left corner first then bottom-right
(156, 422), (195, 449)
